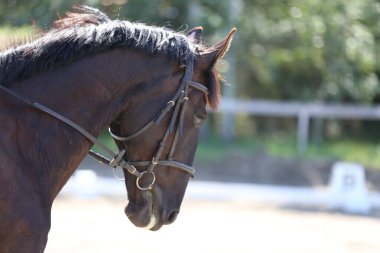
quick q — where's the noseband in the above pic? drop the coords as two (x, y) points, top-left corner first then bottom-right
(0, 52), (208, 191)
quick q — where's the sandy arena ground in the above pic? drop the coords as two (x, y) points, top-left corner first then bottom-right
(45, 196), (380, 253)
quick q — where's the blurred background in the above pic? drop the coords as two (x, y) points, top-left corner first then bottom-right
(2, 0), (380, 252)
(2, 0), (380, 172)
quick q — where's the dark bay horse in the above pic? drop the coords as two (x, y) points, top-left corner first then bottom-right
(0, 6), (235, 252)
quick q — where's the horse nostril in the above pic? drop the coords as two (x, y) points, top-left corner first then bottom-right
(166, 210), (179, 224)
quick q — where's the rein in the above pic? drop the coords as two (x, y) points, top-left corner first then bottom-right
(0, 54), (208, 191)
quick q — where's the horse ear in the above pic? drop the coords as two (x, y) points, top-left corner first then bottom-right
(187, 26), (203, 44)
(199, 28), (236, 67)
(197, 28), (236, 110)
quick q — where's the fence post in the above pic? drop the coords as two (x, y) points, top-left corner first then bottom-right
(297, 109), (309, 153)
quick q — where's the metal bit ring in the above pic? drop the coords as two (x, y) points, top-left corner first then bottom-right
(136, 171), (156, 190)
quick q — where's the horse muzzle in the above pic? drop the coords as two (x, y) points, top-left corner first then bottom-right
(124, 188), (180, 231)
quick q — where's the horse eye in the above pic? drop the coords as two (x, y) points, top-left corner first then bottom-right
(193, 115), (205, 128)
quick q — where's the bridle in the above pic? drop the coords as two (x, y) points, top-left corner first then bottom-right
(0, 52), (208, 191)
(104, 53), (208, 190)
(108, 81), (208, 190)
(108, 80), (207, 189)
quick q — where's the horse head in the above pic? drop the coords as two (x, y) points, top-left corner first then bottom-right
(109, 28), (235, 230)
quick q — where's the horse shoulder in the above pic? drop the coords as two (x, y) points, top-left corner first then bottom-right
(0, 116), (51, 252)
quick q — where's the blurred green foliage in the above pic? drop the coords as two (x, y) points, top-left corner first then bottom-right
(238, 0), (380, 104)
(1, 0), (380, 152)
(1, 0), (379, 103)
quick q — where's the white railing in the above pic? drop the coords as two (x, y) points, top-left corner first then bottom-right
(215, 98), (380, 152)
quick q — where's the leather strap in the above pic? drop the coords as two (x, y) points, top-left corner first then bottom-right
(0, 52), (208, 191)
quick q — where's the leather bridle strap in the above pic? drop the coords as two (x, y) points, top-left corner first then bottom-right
(0, 52), (209, 191)
(107, 54), (210, 190)
(132, 160), (195, 174)
(0, 84), (144, 179)
(189, 81), (209, 95)
(0, 81), (197, 187)
(108, 81), (208, 142)
(0, 85), (114, 157)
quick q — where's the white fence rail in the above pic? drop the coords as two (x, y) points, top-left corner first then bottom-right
(215, 98), (380, 152)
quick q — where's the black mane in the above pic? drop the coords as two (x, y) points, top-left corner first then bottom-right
(0, 6), (196, 86)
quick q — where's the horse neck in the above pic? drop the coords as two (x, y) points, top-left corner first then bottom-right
(12, 48), (167, 199)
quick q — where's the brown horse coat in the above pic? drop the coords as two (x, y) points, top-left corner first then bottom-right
(0, 6), (235, 252)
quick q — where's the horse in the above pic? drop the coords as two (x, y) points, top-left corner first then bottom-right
(0, 6), (235, 252)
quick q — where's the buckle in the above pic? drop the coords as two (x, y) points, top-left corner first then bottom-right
(109, 150), (126, 168)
